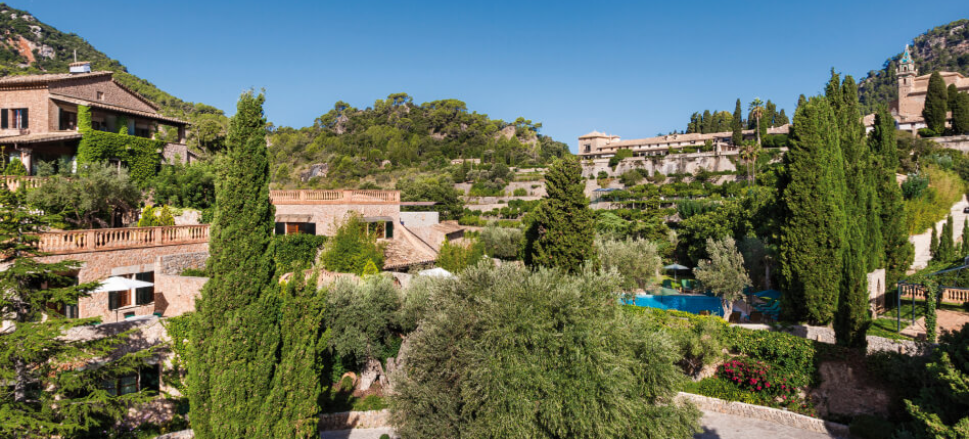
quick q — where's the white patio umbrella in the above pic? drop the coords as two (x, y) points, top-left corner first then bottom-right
(94, 276), (153, 293)
(418, 267), (454, 278)
(663, 263), (691, 283)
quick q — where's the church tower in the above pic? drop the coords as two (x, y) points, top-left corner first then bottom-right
(897, 45), (919, 116)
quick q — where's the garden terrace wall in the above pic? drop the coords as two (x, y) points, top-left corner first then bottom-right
(732, 323), (923, 355)
(319, 410), (390, 431)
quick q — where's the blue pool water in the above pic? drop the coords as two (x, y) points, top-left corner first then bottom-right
(625, 295), (723, 316)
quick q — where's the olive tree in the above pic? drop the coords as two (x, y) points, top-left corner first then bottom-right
(693, 236), (750, 317)
(596, 235), (662, 291)
(390, 264), (701, 438)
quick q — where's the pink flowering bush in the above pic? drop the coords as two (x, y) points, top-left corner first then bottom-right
(716, 358), (798, 400)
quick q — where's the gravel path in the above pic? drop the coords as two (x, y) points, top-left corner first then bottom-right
(909, 195), (968, 270)
(319, 411), (842, 439)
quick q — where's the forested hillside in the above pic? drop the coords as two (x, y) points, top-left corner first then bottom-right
(0, 3), (228, 151)
(859, 19), (969, 113)
(268, 93), (570, 189)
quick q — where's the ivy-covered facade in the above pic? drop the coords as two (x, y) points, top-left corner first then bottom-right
(0, 66), (190, 181)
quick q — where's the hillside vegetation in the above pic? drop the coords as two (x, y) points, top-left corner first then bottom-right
(859, 19), (969, 113)
(268, 93), (570, 189)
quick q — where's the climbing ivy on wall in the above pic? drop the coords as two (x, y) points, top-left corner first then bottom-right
(75, 105), (165, 186)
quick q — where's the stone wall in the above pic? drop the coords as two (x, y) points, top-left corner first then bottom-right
(158, 251), (208, 275)
(400, 211), (439, 228)
(582, 153), (739, 179)
(154, 274), (207, 318)
(319, 409), (391, 431)
(0, 87), (50, 133)
(934, 134), (969, 152)
(274, 203), (401, 236)
(677, 393), (850, 437)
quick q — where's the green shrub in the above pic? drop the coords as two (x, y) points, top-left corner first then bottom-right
(478, 224), (522, 260)
(684, 377), (766, 405)
(338, 375), (355, 392)
(723, 326), (816, 388)
(458, 215), (485, 226)
(902, 173), (929, 199)
(352, 395), (387, 411)
(180, 268), (208, 277)
(4, 157), (27, 175)
(512, 187), (527, 196)
(848, 415), (896, 439)
(596, 170), (609, 180)
(274, 233), (326, 272)
(608, 148), (633, 168)
(436, 238), (486, 273)
(322, 215), (384, 275)
(138, 205), (176, 227)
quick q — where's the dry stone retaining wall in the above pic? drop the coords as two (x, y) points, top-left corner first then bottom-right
(732, 323), (924, 355)
(158, 251), (208, 275)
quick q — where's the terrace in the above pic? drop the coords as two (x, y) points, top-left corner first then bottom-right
(36, 224), (209, 255)
(269, 189), (400, 204)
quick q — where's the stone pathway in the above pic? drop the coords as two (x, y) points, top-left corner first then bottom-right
(901, 309), (969, 338)
(319, 411), (842, 439)
(696, 411), (839, 438)
(909, 195), (969, 271)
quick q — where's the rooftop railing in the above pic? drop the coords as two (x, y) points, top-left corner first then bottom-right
(270, 190), (401, 204)
(36, 224), (209, 255)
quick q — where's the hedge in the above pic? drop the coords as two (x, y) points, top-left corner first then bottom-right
(274, 233), (326, 273)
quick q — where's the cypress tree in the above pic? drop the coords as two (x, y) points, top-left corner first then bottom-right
(948, 84), (959, 112)
(776, 108), (790, 126)
(732, 98), (743, 146)
(953, 92), (969, 135)
(190, 91), (281, 439)
(779, 96), (846, 324)
(832, 75), (875, 348)
(923, 72), (948, 135)
(963, 217), (969, 257)
(945, 215), (956, 260)
(522, 157), (597, 273)
(701, 109), (713, 134)
(869, 107), (913, 287)
(930, 226), (939, 260)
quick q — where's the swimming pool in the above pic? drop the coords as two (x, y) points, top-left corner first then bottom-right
(625, 294), (724, 316)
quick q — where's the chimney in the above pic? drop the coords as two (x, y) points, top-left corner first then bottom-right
(69, 61), (91, 74)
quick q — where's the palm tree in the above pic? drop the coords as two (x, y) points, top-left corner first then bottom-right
(745, 99), (766, 184)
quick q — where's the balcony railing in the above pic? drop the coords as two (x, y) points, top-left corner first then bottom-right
(270, 190), (401, 204)
(899, 283), (969, 304)
(36, 225), (209, 255)
(3, 176), (49, 192)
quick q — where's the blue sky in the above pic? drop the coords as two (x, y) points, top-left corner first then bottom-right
(11, 0), (967, 150)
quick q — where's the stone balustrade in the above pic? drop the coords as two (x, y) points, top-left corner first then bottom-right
(270, 189), (401, 204)
(900, 283), (969, 304)
(2, 175), (49, 191)
(36, 225), (209, 255)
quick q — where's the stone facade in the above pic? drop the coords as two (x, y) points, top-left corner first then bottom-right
(158, 251), (209, 275)
(153, 274), (207, 318)
(49, 74), (158, 114)
(577, 126), (788, 159)
(274, 203), (401, 236)
(35, 243), (207, 323)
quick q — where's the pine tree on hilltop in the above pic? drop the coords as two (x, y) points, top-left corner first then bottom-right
(869, 107), (913, 287)
(189, 91), (281, 439)
(732, 98), (743, 146)
(522, 157), (597, 273)
(779, 96), (846, 324)
(923, 72), (948, 135)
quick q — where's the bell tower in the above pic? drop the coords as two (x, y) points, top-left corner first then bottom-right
(897, 45), (919, 116)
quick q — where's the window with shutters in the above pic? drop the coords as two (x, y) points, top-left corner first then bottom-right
(108, 290), (131, 310)
(59, 109), (77, 130)
(10, 108), (27, 129)
(134, 272), (154, 305)
(102, 366), (160, 396)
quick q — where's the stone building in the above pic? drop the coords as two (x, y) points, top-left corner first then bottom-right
(0, 61), (191, 174)
(577, 125), (789, 159)
(885, 45), (969, 133)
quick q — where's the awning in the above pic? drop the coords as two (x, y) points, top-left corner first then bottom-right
(363, 216), (394, 223)
(276, 214), (312, 223)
